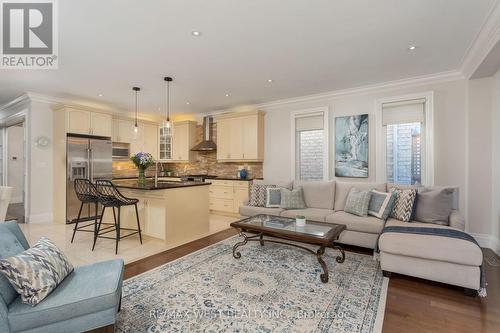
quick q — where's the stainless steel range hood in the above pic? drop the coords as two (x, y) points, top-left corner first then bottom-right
(191, 116), (217, 151)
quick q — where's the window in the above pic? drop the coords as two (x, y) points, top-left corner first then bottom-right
(382, 99), (426, 185)
(293, 110), (328, 180)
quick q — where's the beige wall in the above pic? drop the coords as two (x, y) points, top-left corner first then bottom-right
(467, 78), (493, 235)
(262, 79), (468, 216)
(492, 69), (500, 247)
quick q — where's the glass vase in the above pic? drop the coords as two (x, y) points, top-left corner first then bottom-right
(138, 168), (146, 184)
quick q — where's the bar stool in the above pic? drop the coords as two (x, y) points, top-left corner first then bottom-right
(93, 180), (143, 254)
(71, 179), (101, 243)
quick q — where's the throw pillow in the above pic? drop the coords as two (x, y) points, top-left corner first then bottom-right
(266, 187), (282, 208)
(249, 184), (276, 207)
(389, 188), (418, 222)
(368, 190), (396, 220)
(280, 187), (306, 210)
(414, 187), (454, 225)
(0, 237), (74, 306)
(344, 188), (372, 217)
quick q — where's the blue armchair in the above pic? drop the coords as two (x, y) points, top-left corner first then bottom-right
(0, 221), (124, 333)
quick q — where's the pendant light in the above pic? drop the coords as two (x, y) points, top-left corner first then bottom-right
(161, 76), (173, 137)
(132, 86), (140, 137)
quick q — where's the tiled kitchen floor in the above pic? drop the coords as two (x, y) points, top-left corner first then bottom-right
(18, 214), (239, 267)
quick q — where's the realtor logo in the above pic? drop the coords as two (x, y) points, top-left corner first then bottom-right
(1, 0), (58, 69)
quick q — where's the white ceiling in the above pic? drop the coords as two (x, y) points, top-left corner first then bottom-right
(0, 0), (497, 114)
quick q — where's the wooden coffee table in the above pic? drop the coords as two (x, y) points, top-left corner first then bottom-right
(230, 214), (346, 283)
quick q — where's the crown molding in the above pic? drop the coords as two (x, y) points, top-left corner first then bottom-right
(461, 0), (500, 79)
(255, 70), (463, 110)
(0, 93), (31, 112)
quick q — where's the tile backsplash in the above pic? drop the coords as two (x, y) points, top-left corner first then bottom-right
(112, 123), (263, 179)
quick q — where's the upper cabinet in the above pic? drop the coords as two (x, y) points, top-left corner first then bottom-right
(113, 118), (158, 158)
(160, 121), (197, 163)
(66, 108), (112, 137)
(113, 119), (135, 143)
(216, 111), (264, 162)
(63, 108), (112, 137)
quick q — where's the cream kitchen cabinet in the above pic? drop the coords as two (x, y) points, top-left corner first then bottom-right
(113, 119), (135, 143)
(207, 179), (250, 216)
(162, 121), (197, 163)
(216, 111), (264, 162)
(67, 108), (112, 137)
(142, 123), (158, 158)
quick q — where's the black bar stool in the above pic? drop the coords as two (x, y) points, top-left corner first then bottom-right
(71, 179), (100, 243)
(93, 180), (143, 254)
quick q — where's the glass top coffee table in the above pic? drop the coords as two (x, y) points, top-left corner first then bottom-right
(230, 214), (347, 283)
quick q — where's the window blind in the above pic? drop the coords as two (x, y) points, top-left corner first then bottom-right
(382, 99), (425, 125)
(295, 113), (324, 131)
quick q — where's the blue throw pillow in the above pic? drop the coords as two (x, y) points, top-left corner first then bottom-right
(368, 190), (396, 220)
(266, 187), (282, 208)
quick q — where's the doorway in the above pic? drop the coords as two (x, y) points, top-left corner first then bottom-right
(5, 122), (25, 222)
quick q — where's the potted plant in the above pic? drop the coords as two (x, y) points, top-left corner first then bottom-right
(130, 152), (154, 184)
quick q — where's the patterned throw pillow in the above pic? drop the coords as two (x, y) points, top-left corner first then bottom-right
(344, 188), (372, 217)
(389, 188), (418, 222)
(266, 187), (282, 208)
(280, 187), (306, 209)
(0, 237), (74, 306)
(249, 184), (277, 207)
(368, 190), (397, 220)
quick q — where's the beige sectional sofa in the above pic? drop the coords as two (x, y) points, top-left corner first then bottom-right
(239, 179), (483, 293)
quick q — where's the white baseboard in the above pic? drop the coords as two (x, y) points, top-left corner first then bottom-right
(10, 196), (23, 204)
(492, 237), (500, 256)
(28, 212), (53, 224)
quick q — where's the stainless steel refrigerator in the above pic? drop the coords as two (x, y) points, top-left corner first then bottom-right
(66, 135), (112, 224)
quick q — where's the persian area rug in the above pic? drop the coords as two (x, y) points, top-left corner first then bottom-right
(116, 236), (388, 333)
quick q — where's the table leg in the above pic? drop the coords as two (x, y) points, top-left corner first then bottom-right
(259, 233), (264, 246)
(316, 245), (329, 283)
(333, 244), (345, 263)
(232, 232), (248, 259)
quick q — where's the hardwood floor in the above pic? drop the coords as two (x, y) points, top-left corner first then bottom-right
(93, 229), (500, 333)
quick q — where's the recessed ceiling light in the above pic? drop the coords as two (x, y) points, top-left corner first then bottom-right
(98, 93), (103, 97)
(191, 31), (201, 37)
(225, 93), (230, 97)
(267, 79), (273, 83)
(186, 101), (190, 105)
(408, 45), (417, 50)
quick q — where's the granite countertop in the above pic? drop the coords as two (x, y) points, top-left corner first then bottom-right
(112, 179), (211, 190)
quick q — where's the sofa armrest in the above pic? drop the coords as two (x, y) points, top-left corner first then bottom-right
(449, 210), (465, 231)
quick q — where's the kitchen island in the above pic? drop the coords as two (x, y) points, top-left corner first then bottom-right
(107, 179), (210, 246)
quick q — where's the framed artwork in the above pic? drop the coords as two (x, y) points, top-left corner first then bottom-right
(335, 114), (369, 178)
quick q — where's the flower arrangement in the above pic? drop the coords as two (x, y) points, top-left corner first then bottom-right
(130, 152), (154, 184)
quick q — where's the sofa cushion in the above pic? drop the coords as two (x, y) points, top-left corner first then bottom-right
(253, 179), (292, 189)
(249, 184), (276, 207)
(0, 237), (74, 306)
(280, 208), (334, 222)
(0, 227), (26, 306)
(334, 182), (386, 211)
(7, 259), (124, 333)
(414, 187), (454, 225)
(293, 180), (335, 209)
(389, 188), (417, 222)
(280, 188), (306, 209)
(266, 187), (282, 208)
(344, 188), (372, 217)
(239, 205), (284, 217)
(325, 211), (385, 234)
(379, 219), (482, 266)
(368, 190), (396, 220)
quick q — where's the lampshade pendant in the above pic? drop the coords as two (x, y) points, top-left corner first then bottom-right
(132, 87), (140, 138)
(163, 77), (173, 137)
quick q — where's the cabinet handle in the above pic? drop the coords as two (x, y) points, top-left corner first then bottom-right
(242, 153), (245, 158)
